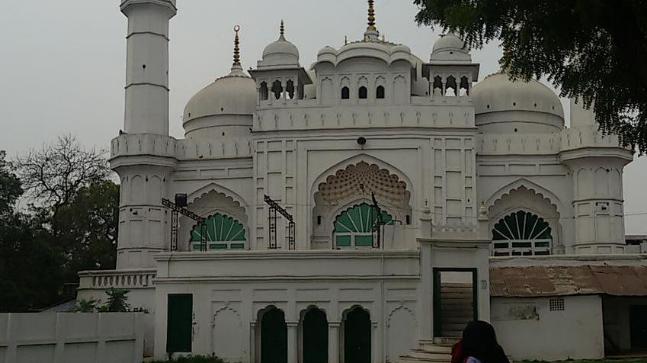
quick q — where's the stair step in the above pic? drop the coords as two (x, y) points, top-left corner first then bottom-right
(434, 337), (460, 345)
(399, 356), (449, 363)
(409, 350), (451, 360)
(418, 340), (453, 353)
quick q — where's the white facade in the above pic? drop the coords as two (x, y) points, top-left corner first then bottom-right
(77, 1), (641, 362)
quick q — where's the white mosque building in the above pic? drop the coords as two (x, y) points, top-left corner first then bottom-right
(78, 1), (647, 362)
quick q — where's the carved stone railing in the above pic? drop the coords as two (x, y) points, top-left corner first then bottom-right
(78, 269), (157, 290)
(110, 133), (178, 159)
(477, 128), (627, 156)
(110, 134), (252, 161)
(254, 104), (476, 131)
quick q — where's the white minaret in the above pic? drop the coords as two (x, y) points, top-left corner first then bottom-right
(121, 0), (176, 135)
(113, 0), (177, 269)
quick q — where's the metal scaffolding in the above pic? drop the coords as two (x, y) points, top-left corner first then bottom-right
(264, 195), (295, 250)
(161, 198), (207, 252)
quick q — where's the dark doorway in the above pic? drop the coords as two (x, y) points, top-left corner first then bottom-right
(630, 305), (647, 349)
(433, 269), (477, 338)
(303, 308), (328, 363)
(261, 307), (288, 363)
(344, 307), (371, 363)
(167, 294), (193, 354)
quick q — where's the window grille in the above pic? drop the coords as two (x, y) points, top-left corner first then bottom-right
(549, 298), (565, 311)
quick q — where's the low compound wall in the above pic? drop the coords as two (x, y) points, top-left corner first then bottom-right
(492, 295), (604, 361)
(0, 313), (145, 363)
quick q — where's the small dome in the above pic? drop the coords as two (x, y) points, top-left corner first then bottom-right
(317, 46), (336, 57)
(472, 72), (564, 133)
(183, 71), (256, 124)
(259, 22), (299, 68)
(430, 33), (471, 63)
(392, 44), (412, 54)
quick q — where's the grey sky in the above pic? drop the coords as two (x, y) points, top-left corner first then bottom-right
(1, 0), (645, 233)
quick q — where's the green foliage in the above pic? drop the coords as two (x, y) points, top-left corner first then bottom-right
(414, 0), (647, 152)
(74, 298), (99, 312)
(97, 288), (130, 312)
(0, 212), (64, 312)
(0, 151), (22, 217)
(0, 136), (119, 312)
(56, 180), (119, 280)
(147, 355), (226, 363)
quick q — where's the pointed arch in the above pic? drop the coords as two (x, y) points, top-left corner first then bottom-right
(188, 182), (249, 209)
(309, 153), (414, 199)
(485, 178), (565, 217)
(486, 179), (564, 254)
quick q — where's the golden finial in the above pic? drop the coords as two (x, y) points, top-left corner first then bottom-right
(280, 20), (285, 39)
(368, 0), (376, 30)
(232, 25), (241, 67)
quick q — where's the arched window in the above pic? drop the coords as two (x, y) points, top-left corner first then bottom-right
(341, 86), (350, 100)
(376, 85), (385, 99)
(259, 81), (268, 101)
(190, 213), (246, 250)
(333, 203), (393, 248)
(358, 86), (368, 99)
(492, 210), (551, 256)
(433, 76), (443, 96)
(271, 80), (283, 100)
(459, 76), (470, 96)
(286, 79), (295, 100)
(445, 75), (457, 96)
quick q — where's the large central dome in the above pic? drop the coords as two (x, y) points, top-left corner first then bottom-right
(182, 27), (256, 140)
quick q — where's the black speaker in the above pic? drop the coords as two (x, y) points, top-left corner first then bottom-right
(175, 193), (188, 207)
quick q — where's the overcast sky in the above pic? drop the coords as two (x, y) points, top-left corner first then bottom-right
(1, 0), (645, 233)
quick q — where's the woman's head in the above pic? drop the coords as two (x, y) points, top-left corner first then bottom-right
(461, 320), (509, 363)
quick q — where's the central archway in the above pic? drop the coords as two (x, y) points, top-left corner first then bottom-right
(302, 308), (328, 363)
(260, 307), (287, 363)
(312, 161), (411, 248)
(343, 307), (371, 363)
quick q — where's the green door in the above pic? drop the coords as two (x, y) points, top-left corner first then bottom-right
(167, 294), (193, 354)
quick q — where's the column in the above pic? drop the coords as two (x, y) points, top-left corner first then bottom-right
(249, 321), (257, 363)
(371, 322), (379, 363)
(328, 322), (340, 363)
(287, 321), (298, 363)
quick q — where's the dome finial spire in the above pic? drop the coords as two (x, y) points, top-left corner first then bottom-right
(229, 25), (244, 75)
(232, 25), (241, 67)
(368, 0), (376, 29)
(364, 0), (380, 41)
(279, 20), (286, 40)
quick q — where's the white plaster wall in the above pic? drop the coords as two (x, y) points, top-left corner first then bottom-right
(152, 251), (421, 362)
(0, 313), (145, 363)
(492, 295), (604, 361)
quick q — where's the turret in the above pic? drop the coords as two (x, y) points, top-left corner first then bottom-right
(560, 99), (633, 254)
(112, 0), (177, 269)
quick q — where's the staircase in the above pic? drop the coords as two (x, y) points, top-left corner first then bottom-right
(398, 339), (455, 363)
(398, 283), (473, 363)
(439, 283), (473, 338)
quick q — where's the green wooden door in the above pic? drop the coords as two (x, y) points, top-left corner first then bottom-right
(167, 294), (193, 354)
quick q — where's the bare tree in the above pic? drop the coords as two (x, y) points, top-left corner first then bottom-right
(15, 135), (110, 234)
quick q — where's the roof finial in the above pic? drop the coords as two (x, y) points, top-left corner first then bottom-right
(233, 25), (241, 67)
(279, 20), (285, 40)
(364, 0), (379, 41)
(229, 25), (244, 75)
(368, 0), (376, 30)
